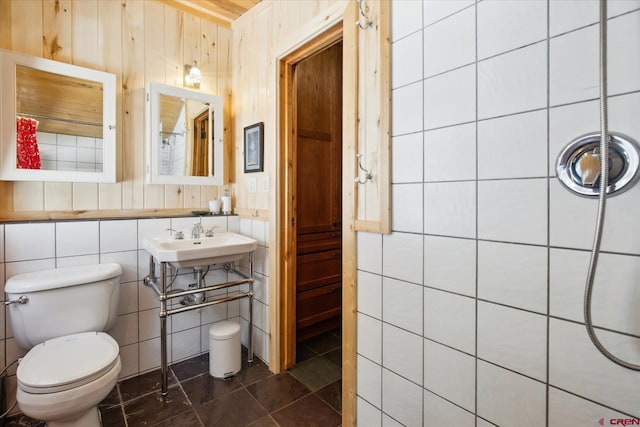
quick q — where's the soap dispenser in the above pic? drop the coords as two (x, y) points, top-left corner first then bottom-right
(221, 189), (232, 215)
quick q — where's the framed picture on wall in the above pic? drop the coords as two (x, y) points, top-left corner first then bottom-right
(244, 122), (264, 173)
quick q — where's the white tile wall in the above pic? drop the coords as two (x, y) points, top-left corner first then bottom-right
(477, 361), (546, 427)
(357, 355), (382, 408)
(477, 0), (547, 60)
(382, 277), (422, 334)
(424, 64), (476, 129)
(0, 215), (269, 385)
(393, 31), (423, 88)
(423, 6), (475, 78)
(424, 236), (476, 297)
(382, 323), (423, 385)
(477, 302), (547, 382)
(382, 369), (423, 427)
(360, 2), (640, 425)
(392, 133), (423, 184)
(423, 339), (475, 412)
(424, 123), (476, 182)
(478, 241), (547, 313)
(423, 390), (475, 427)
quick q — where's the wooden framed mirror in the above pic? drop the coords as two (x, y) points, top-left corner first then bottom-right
(145, 82), (224, 185)
(0, 49), (117, 183)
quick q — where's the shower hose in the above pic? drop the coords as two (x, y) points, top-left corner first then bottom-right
(584, 0), (640, 371)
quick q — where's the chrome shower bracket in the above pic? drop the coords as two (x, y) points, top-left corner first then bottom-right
(354, 153), (373, 184)
(556, 132), (640, 197)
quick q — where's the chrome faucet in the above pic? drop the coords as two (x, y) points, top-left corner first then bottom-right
(166, 228), (184, 239)
(191, 223), (204, 239)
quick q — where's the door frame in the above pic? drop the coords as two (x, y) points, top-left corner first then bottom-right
(275, 2), (358, 425)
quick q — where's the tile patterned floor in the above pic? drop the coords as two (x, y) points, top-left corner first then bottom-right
(6, 330), (342, 427)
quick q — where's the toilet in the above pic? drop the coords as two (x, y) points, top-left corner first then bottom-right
(5, 263), (123, 427)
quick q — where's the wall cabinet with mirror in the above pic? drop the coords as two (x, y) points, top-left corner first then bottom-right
(145, 83), (224, 185)
(0, 49), (117, 183)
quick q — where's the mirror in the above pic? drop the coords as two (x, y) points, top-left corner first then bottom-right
(145, 83), (224, 185)
(0, 48), (116, 183)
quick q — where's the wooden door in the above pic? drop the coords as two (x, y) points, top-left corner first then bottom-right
(295, 43), (343, 342)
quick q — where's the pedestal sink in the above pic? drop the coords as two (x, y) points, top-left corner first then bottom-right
(142, 230), (259, 396)
(143, 231), (258, 268)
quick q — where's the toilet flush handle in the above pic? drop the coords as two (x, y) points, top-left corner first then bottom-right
(4, 295), (29, 306)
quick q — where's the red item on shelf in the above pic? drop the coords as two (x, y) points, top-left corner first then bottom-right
(16, 117), (41, 169)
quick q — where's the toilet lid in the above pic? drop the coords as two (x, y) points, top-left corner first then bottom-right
(17, 332), (120, 394)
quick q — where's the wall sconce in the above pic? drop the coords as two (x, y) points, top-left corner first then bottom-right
(184, 61), (201, 88)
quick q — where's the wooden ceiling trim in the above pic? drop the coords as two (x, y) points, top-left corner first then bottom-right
(157, 0), (261, 26)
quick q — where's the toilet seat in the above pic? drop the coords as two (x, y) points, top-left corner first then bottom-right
(17, 332), (119, 394)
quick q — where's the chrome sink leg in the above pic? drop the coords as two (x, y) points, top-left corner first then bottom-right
(160, 262), (168, 397)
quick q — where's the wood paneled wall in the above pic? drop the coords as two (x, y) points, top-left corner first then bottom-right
(0, 0), (232, 214)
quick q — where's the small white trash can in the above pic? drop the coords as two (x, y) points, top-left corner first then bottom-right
(209, 321), (241, 378)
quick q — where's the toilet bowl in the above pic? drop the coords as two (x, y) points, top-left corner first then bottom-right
(5, 264), (122, 427)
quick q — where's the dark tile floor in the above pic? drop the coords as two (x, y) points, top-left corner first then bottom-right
(7, 329), (342, 427)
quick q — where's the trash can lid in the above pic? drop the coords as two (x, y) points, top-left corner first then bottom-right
(209, 321), (241, 340)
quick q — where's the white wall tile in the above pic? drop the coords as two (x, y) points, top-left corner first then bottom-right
(550, 25), (598, 106)
(391, 0), (422, 42)
(171, 309), (200, 333)
(5, 223), (55, 262)
(424, 236), (476, 297)
(478, 178), (547, 245)
(100, 250), (138, 283)
(118, 281), (139, 315)
(5, 259), (55, 279)
(227, 216), (240, 233)
(550, 249), (640, 336)
(478, 110), (547, 180)
(424, 340), (475, 412)
(357, 397), (382, 427)
(392, 133), (423, 183)
(477, 0), (547, 60)
(250, 219), (266, 246)
(549, 318), (640, 416)
(382, 414), (404, 427)
(478, 241), (547, 313)
(382, 369), (423, 427)
(478, 42), (547, 119)
(477, 361), (546, 427)
(550, 179), (640, 254)
(56, 254), (100, 268)
(549, 0), (598, 37)
(139, 337), (170, 373)
(138, 280), (160, 311)
(357, 355), (382, 408)
(424, 123), (476, 182)
(358, 313), (382, 364)
(392, 184), (423, 233)
(118, 343), (139, 379)
(548, 387), (634, 427)
(478, 302), (547, 381)
(56, 221), (99, 257)
(239, 217), (252, 238)
(424, 390), (475, 427)
(111, 313), (139, 347)
(393, 31), (423, 88)
(608, 11), (640, 96)
(382, 323), (423, 385)
(424, 288), (475, 354)
(201, 216), (228, 235)
(357, 270), (382, 319)
(392, 81), (423, 136)
(425, 181), (476, 238)
(424, 6), (475, 77)
(382, 232), (423, 284)
(424, 65), (476, 129)
(100, 220), (137, 253)
(383, 277), (423, 335)
(138, 309), (161, 341)
(171, 327), (201, 362)
(0, 263), (5, 299)
(423, 0), (474, 27)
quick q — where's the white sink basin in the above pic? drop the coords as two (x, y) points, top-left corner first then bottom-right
(143, 232), (258, 268)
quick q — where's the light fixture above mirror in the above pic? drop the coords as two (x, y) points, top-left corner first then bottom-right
(184, 61), (202, 88)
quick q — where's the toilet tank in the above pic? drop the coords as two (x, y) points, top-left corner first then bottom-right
(5, 263), (122, 350)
